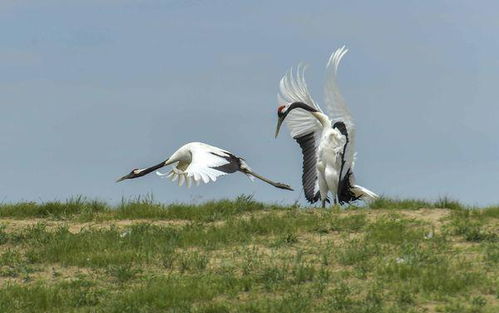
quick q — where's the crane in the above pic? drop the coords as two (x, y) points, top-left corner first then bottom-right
(274, 46), (378, 206)
(116, 142), (293, 191)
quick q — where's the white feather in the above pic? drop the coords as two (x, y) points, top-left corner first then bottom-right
(178, 174), (185, 186)
(324, 46), (356, 182)
(352, 185), (378, 200)
(155, 170), (169, 177)
(324, 45), (354, 130)
(154, 142), (236, 187)
(200, 173), (210, 184)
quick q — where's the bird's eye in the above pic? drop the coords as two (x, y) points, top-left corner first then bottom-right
(277, 105), (286, 113)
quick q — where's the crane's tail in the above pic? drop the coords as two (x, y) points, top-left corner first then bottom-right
(352, 185), (378, 201)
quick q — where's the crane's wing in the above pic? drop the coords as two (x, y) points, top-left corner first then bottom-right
(324, 46), (356, 182)
(324, 46), (354, 130)
(295, 131), (322, 203)
(156, 143), (237, 187)
(278, 64), (323, 203)
(278, 64), (324, 138)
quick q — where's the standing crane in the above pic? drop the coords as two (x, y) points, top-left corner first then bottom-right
(274, 46), (378, 206)
(117, 142), (293, 191)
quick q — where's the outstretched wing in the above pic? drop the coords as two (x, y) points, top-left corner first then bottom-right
(278, 65), (322, 203)
(324, 46), (354, 130)
(157, 143), (238, 187)
(324, 46), (356, 181)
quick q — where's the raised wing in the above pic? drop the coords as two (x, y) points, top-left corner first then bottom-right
(324, 46), (356, 182)
(157, 143), (234, 187)
(278, 65), (322, 203)
(324, 46), (354, 130)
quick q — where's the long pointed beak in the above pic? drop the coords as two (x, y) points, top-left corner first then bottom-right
(116, 174), (131, 183)
(275, 117), (284, 138)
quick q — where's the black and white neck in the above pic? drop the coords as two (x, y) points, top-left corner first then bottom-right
(282, 102), (330, 127)
(135, 160), (168, 177)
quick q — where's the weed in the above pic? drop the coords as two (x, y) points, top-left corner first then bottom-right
(272, 232), (298, 247)
(107, 264), (142, 283)
(179, 251), (209, 272)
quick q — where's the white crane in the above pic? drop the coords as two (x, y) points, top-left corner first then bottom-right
(274, 46), (378, 206)
(117, 142), (293, 191)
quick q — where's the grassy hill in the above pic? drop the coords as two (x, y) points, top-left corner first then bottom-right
(0, 196), (497, 313)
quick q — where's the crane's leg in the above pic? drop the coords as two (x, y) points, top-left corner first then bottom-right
(317, 163), (329, 209)
(324, 166), (340, 208)
(241, 169), (293, 191)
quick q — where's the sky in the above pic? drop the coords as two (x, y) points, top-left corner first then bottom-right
(1, 0), (498, 206)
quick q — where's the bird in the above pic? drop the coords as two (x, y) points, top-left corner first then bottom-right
(274, 46), (378, 206)
(116, 141), (293, 191)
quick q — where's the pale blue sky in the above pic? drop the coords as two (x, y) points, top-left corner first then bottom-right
(1, 0), (498, 205)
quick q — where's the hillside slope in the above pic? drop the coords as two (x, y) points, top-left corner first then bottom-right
(0, 197), (497, 312)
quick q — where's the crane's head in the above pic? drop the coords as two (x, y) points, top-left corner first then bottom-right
(116, 168), (143, 182)
(275, 102), (318, 138)
(275, 104), (289, 138)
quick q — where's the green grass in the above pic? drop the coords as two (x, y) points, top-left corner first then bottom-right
(0, 194), (291, 222)
(0, 196), (108, 219)
(0, 196), (497, 312)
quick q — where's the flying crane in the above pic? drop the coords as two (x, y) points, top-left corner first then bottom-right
(117, 142), (293, 191)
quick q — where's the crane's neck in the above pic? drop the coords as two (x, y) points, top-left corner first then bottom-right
(311, 112), (331, 128)
(137, 159), (169, 177)
(287, 102), (330, 128)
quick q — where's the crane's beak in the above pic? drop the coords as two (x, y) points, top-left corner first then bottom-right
(275, 117), (284, 138)
(116, 173), (132, 183)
